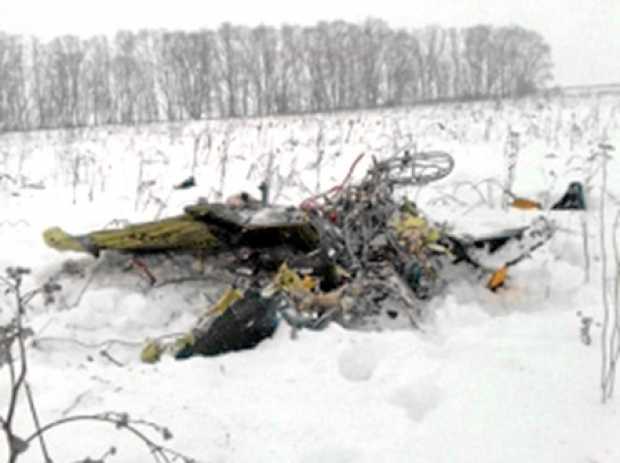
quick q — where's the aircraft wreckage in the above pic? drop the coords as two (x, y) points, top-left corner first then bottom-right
(44, 148), (575, 360)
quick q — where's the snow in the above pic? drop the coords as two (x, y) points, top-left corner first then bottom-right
(1, 97), (620, 462)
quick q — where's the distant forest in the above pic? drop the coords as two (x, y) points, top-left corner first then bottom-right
(0, 19), (553, 131)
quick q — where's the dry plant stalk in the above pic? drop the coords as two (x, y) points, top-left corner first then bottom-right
(0, 267), (199, 463)
(598, 143), (619, 403)
(502, 128), (520, 210)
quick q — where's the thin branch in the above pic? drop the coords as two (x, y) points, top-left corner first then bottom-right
(6, 283), (28, 430)
(24, 414), (197, 463)
(600, 150), (612, 402)
(25, 382), (52, 462)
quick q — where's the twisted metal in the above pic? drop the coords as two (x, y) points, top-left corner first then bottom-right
(302, 147), (455, 327)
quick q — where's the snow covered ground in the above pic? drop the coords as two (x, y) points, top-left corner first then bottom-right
(1, 96), (619, 462)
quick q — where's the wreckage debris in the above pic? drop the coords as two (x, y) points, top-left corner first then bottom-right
(487, 265), (508, 291)
(43, 146), (562, 360)
(511, 198), (542, 210)
(551, 181), (586, 210)
(176, 289), (279, 358)
(173, 175), (196, 190)
(510, 181), (586, 211)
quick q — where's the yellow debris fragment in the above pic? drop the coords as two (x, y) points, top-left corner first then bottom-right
(302, 274), (317, 291)
(393, 212), (444, 252)
(205, 287), (244, 317)
(140, 339), (163, 363)
(511, 198), (542, 210)
(394, 214), (427, 234)
(273, 262), (311, 294)
(487, 265), (508, 291)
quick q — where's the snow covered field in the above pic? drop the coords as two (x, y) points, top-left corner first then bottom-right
(1, 96), (620, 462)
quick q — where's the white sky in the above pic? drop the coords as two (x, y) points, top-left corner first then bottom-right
(0, 0), (618, 86)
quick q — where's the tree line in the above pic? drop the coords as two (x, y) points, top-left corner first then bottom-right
(0, 19), (553, 131)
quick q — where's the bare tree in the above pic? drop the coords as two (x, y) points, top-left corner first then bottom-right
(464, 25), (492, 97)
(216, 22), (242, 118)
(0, 34), (29, 131)
(0, 20), (554, 129)
(82, 36), (113, 125)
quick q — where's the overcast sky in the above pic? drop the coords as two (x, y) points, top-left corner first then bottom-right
(0, 0), (617, 87)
